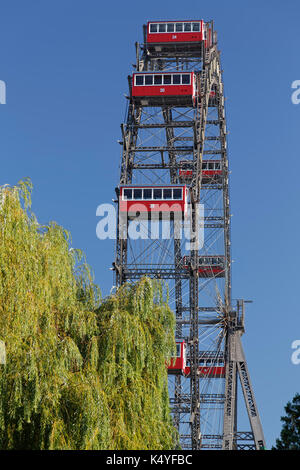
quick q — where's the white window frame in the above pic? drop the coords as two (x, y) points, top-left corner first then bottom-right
(192, 22), (201, 32)
(167, 23), (175, 33)
(158, 23), (166, 33)
(122, 188), (133, 200)
(134, 75), (144, 86)
(142, 188), (153, 200)
(134, 73), (192, 87)
(123, 187), (185, 201)
(133, 188), (143, 200)
(163, 74), (172, 85)
(162, 188), (173, 200)
(149, 21), (201, 34)
(149, 23), (158, 33)
(175, 22), (184, 32)
(183, 22), (192, 32)
(181, 74), (191, 85)
(172, 188), (183, 200)
(153, 74), (163, 85)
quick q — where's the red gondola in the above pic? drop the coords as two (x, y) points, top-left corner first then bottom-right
(131, 72), (196, 106)
(168, 341), (225, 378)
(119, 185), (188, 219)
(168, 340), (186, 374)
(146, 20), (212, 51)
(182, 255), (225, 278)
(179, 160), (223, 183)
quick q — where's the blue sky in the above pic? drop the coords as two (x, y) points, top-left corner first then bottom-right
(0, 0), (299, 448)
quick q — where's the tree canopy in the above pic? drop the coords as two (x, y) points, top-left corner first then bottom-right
(273, 393), (300, 450)
(0, 180), (177, 450)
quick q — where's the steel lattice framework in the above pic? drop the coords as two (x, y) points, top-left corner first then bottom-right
(113, 20), (266, 450)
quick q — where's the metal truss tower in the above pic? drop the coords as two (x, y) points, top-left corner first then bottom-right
(113, 20), (266, 450)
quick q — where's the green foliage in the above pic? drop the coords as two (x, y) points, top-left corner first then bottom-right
(0, 180), (177, 450)
(97, 279), (176, 449)
(273, 394), (300, 450)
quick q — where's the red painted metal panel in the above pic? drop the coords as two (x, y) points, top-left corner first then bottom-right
(198, 366), (225, 378)
(183, 366), (225, 378)
(147, 32), (204, 43)
(198, 267), (225, 276)
(120, 200), (186, 214)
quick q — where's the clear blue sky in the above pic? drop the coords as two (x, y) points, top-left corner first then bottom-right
(0, 0), (299, 449)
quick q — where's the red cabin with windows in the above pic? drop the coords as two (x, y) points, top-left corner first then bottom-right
(146, 20), (213, 52)
(179, 160), (223, 183)
(119, 185), (188, 219)
(168, 341), (225, 378)
(168, 340), (186, 375)
(131, 72), (196, 106)
(182, 255), (225, 278)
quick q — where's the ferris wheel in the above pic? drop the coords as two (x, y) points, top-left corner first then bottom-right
(114, 19), (265, 450)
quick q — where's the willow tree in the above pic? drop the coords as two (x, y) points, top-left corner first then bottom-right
(0, 180), (177, 450)
(97, 279), (177, 449)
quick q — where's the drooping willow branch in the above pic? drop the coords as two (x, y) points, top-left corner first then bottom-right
(0, 180), (177, 450)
